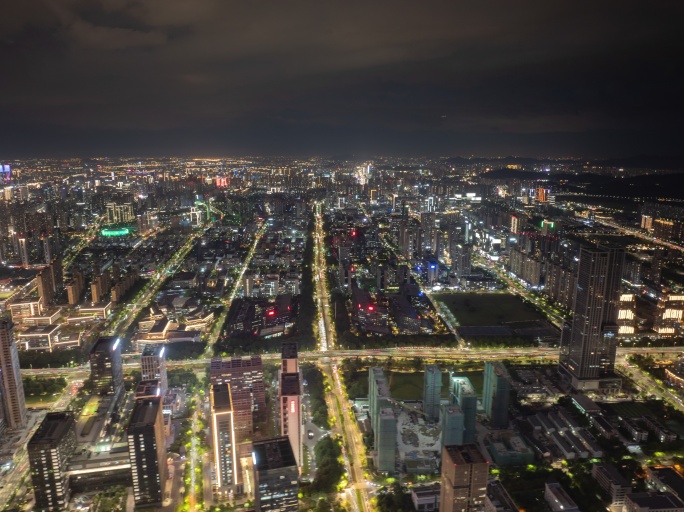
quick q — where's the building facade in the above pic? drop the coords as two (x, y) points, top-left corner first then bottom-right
(0, 320), (27, 430)
(252, 437), (299, 512)
(440, 444), (489, 512)
(127, 397), (167, 507)
(559, 244), (625, 391)
(28, 412), (77, 511)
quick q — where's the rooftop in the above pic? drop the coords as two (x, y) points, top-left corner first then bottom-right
(212, 383), (232, 410)
(91, 336), (118, 354)
(252, 436), (297, 471)
(29, 412), (74, 447)
(281, 341), (298, 360)
(128, 397), (161, 427)
(628, 492), (684, 510)
(280, 373), (301, 395)
(443, 444), (487, 465)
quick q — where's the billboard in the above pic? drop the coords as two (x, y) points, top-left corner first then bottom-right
(0, 164), (10, 182)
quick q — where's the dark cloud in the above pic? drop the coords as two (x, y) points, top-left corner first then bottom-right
(0, 0), (683, 157)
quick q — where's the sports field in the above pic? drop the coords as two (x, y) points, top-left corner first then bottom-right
(433, 292), (545, 326)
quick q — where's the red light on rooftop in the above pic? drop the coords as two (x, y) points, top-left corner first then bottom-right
(368, 305), (374, 311)
(267, 310), (276, 316)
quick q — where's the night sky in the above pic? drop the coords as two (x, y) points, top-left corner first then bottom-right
(1, 1), (683, 158)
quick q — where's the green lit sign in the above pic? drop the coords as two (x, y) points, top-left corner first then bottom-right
(101, 227), (130, 237)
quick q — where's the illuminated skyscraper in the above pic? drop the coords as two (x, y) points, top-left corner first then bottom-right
(0, 320), (26, 430)
(28, 412), (77, 511)
(89, 337), (123, 396)
(211, 383), (238, 495)
(279, 373), (302, 467)
(127, 397), (167, 507)
(559, 244), (624, 391)
(141, 345), (168, 396)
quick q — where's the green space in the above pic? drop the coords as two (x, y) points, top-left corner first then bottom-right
(433, 292), (545, 326)
(25, 394), (60, 406)
(0, 290), (13, 299)
(22, 376), (68, 396)
(302, 435), (346, 494)
(343, 365), (483, 401)
(302, 363), (330, 429)
(19, 348), (86, 369)
(605, 401), (653, 419)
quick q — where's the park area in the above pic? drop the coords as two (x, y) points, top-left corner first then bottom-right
(433, 292), (546, 326)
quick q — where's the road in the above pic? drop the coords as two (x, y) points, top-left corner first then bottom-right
(204, 220), (267, 357)
(313, 201), (370, 512)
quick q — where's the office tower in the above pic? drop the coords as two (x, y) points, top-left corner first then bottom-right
(28, 412), (77, 511)
(280, 372), (302, 467)
(369, 367), (397, 472)
(441, 404), (465, 447)
(210, 355), (266, 412)
(440, 445), (489, 512)
(281, 342), (298, 374)
(559, 244), (625, 391)
(452, 244), (472, 277)
(211, 383), (238, 495)
(127, 397), (167, 507)
(141, 345), (168, 396)
(449, 374), (477, 445)
(18, 237), (29, 268)
(423, 365), (442, 423)
(252, 437), (299, 512)
(89, 337), (123, 396)
(0, 320), (27, 429)
(483, 362), (510, 429)
(43, 236), (52, 263)
(422, 212), (436, 252)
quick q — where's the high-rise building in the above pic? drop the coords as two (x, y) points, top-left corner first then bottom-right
(141, 345), (168, 396)
(18, 237), (29, 268)
(252, 437), (299, 512)
(281, 342), (298, 374)
(449, 374), (477, 445)
(37, 267), (55, 305)
(0, 320), (27, 429)
(280, 372), (302, 467)
(89, 337), (123, 397)
(210, 355), (266, 412)
(423, 365), (442, 423)
(441, 404), (465, 447)
(510, 215), (520, 234)
(210, 383), (238, 496)
(369, 367), (397, 472)
(559, 244), (625, 391)
(28, 412), (77, 512)
(440, 444), (489, 512)
(482, 362), (510, 429)
(127, 397), (167, 507)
